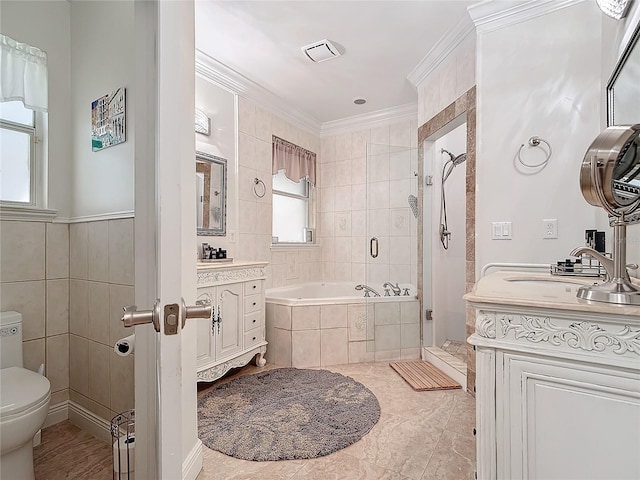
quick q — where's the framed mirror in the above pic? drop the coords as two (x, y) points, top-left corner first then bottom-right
(196, 152), (227, 236)
(607, 20), (640, 126)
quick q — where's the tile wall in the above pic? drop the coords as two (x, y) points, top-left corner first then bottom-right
(68, 219), (134, 421)
(318, 121), (419, 287)
(236, 97), (323, 288)
(0, 221), (70, 411)
(265, 299), (420, 367)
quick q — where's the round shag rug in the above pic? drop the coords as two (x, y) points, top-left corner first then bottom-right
(197, 368), (380, 461)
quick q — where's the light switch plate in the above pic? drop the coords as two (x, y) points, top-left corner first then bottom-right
(492, 221), (512, 240)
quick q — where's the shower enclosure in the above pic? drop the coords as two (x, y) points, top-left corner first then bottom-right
(422, 121), (468, 370)
(363, 143), (420, 356)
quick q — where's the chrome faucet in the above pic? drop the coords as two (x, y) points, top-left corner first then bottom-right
(383, 282), (401, 296)
(355, 284), (381, 298)
(570, 247), (616, 281)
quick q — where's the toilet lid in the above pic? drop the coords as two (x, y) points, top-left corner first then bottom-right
(0, 367), (51, 418)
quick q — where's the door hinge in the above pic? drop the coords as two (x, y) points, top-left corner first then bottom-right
(425, 309), (433, 320)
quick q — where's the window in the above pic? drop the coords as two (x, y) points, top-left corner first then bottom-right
(0, 101), (36, 205)
(271, 136), (317, 244)
(272, 170), (312, 243)
(0, 34), (48, 213)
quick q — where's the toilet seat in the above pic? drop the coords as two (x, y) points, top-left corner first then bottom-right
(0, 367), (51, 419)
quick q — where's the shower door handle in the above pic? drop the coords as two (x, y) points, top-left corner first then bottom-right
(370, 237), (379, 258)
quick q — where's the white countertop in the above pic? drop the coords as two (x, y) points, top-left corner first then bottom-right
(464, 271), (640, 318)
(197, 261), (268, 270)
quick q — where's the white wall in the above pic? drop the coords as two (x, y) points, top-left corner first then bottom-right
(432, 123), (467, 345)
(195, 77), (236, 255)
(1, 0), (72, 218)
(70, 1), (135, 218)
(475, 1), (604, 274)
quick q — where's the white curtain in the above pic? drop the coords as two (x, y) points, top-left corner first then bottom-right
(272, 136), (317, 185)
(0, 34), (48, 112)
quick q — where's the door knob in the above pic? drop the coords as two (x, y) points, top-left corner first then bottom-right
(181, 298), (213, 329)
(121, 300), (161, 332)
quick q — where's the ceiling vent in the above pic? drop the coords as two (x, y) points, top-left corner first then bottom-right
(301, 39), (341, 63)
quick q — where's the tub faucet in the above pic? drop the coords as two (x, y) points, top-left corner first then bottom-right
(355, 284), (381, 298)
(383, 282), (401, 296)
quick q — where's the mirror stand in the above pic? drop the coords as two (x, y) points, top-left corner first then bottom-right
(576, 222), (640, 304)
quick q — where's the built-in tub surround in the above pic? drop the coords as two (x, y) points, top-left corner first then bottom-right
(266, 282), (420, 367)
(466, 271), (640, 479)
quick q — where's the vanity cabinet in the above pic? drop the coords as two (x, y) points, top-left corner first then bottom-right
(196, 262), (268, 382)
(466, 272), (640, 480)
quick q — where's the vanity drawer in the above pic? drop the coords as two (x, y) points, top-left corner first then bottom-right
(244, 280), (262, 295)
(244, 295), (262, 314)
(244, 312), (262, 332)
(244, 330), (262, 348)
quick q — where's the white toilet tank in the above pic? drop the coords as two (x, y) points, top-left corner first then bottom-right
(0, 311), (24, 369)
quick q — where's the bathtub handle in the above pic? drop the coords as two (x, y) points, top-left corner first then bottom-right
(370, 237), (379, 258)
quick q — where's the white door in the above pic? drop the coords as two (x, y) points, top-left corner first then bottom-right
(131, 2), (201, 479)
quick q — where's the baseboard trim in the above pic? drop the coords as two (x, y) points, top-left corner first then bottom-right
(43, 400), (69, 428)
(422, 348), (467, 391)
(182, 439), (204, 480)
(68, 400), (112, 444)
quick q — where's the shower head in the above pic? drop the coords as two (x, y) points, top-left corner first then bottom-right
(453, 153), (467, 166)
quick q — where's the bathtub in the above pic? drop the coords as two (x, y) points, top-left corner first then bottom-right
(265, 282), (421, 368)
(265, 282), (417, 306)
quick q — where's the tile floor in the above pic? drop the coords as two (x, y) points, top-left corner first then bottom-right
(197, 361), (476, 480)
(441, 339), (467, 365)
(34, 361), (476, 480)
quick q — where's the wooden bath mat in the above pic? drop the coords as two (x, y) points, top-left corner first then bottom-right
(390, 361), (461, 391)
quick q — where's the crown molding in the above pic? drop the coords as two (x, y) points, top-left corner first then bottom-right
(195, 49), (322, 135)
(320, 103), (418, 137)
(407, 15), (476, 88)
(195, 50), (419, 138)
(468, 0), (586, 34)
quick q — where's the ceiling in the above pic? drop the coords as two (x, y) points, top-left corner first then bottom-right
(195, 1), (476, 125)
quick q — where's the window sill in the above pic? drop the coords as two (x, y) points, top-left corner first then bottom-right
(270, 243), (319, 252)
(0, 205), (58, 222)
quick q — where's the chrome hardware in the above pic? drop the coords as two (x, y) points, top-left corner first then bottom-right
(425, 309), (433, 321)
(370, 237), (379, 258)
(355, 284), (381, 297)
(181, 298), (212, 329)
(383, 282), (401, 296)
(164, 303), (180, 335)
(570, 247), (616, 281)
(402, 288), (410, 296)
(121, 300), (161, 332)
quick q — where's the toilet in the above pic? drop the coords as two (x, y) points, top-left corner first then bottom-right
(1, 311), (51, 480)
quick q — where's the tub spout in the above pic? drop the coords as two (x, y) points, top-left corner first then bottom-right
(355, 284), (381, 298)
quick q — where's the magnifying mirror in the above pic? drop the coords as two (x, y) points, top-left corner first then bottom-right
(576, 124), (640, 304)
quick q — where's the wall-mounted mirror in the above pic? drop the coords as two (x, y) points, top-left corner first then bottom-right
(607, 20), (640, 126)
(196, 152), (226, 236)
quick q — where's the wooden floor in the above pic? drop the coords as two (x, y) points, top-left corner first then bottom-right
(34, 421), (112, 480)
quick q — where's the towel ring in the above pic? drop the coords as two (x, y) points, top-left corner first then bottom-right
(253, 178), (266, 198)
(517, 136), (552, 168)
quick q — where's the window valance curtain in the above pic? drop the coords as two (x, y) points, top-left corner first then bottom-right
(272, 136), (316, 185)
(0, 34), (48, 112)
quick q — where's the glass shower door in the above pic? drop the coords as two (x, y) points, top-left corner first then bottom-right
(364, 143), (420, 355)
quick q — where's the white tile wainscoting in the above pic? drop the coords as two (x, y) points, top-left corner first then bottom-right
(266, 299), (421, 367)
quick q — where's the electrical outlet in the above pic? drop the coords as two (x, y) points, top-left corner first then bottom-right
(542, 219), (558, 239)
